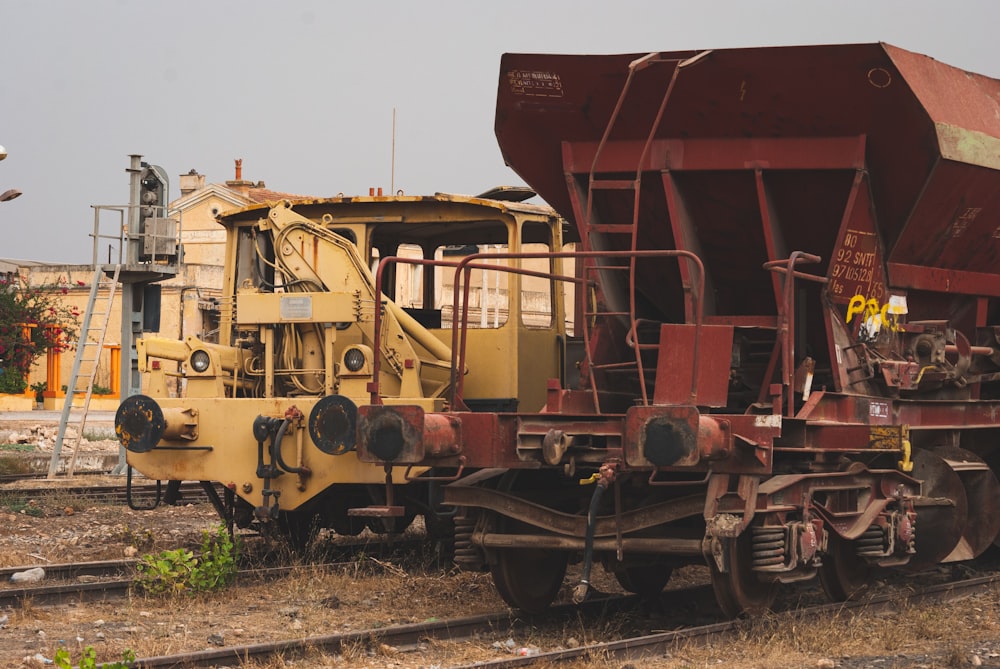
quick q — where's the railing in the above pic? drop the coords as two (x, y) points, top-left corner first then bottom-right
(762, 252), (826, 416)
(89, 203), (182, 268)
(370, 249), (705, 412)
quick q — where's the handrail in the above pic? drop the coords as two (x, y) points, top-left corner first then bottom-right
(370, 249), (706, 412)
(89, 203), (182, 268)
(370, 255), (584, 407)
(370, 256), (462, 405)
(764, 252), (823, 416)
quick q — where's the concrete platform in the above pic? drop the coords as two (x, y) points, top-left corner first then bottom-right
(0, 410), (116, 426)
(0, 410), (120, 476)
(0, 451), (123, 477)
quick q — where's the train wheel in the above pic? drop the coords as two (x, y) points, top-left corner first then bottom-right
(489, 470), (568, 613)
(491, 546), (568, 614)
(906, 448), (968, 571)
(330, 512), (367, 536)
(613, 562), (673, 595)
(276, 510), (320, 555)
(709, 530), (777, 617)
(935, 447), (1000, 561)
(987, 450), (1000, 549)
(819, 532), (870, 602)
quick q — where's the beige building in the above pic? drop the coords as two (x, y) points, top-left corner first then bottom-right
(6, 162), (302, 402)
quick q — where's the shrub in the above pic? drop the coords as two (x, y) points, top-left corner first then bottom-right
(54, 646), (134, 669)
(0, 276), (79, 393)
(134, 524), (240, 595)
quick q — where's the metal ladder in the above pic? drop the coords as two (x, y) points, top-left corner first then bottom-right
(47, 265), (121, 478)
(577, 53), (685, 411)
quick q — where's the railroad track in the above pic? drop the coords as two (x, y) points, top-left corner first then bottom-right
(122, 572), (1000, 668)
(0, 536), (428, 609)
(0, 480), (213, 505)
(0, 470), (109, 483)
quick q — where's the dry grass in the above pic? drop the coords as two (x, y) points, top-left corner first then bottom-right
(3, 493), (998, 669)
(15, 572), (996, 669)
(642, 587), (1000, 669)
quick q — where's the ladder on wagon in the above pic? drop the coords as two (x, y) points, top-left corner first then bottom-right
(47, 265), (121, 478)
(573, 52), (704, 412)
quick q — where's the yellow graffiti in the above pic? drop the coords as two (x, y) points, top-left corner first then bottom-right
(846, 294), (900, 333)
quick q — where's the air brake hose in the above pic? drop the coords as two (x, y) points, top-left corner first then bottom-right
(572, 478), (608, 604)
(271, 418), (308, 475)
(253, 415), (283, 521)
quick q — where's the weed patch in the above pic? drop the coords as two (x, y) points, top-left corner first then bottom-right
(54, 646), (134, 669)
(1, 496), (45, 517)
(0, 442), (35, 452)
(135, 524), (240, 595)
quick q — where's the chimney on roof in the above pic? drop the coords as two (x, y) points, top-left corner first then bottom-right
(225, 158), (255, 196)
(179, 169), (205, 197)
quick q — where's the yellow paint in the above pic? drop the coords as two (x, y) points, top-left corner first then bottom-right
(898, 437), (913, 473)
(122, 194), (570, 516)
(845, 294), (900, 332)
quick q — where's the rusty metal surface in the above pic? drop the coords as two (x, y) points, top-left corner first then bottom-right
(444, 484), (704, 537)
(497, 44), (1000, 302)
(477, 532), (703, 555)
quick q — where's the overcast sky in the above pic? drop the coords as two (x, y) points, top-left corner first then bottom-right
(2, 0), (999, 263)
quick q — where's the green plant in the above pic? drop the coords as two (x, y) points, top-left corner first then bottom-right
(0, 275), (79, 393)
(0, 367), (25, 394)
(54, 645), (135, 669)
(0, 442), (35, 451)
(4, 497), (44, 517)
(92, 383), (113, 395)
(134, 524), (240, 595)
(30, 380), (46, 402)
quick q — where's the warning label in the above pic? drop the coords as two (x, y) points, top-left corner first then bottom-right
(508, 70), (564, 98)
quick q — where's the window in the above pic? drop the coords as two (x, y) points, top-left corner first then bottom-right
(433, 244), (509, 329)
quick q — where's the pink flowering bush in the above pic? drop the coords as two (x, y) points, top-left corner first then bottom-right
(0, 275), (79, 394)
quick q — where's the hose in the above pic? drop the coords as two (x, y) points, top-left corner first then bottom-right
(270, 418), (308, 475)
(572, 479), (608, 603)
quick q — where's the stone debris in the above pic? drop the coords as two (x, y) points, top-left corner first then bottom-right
(10, 566), (46, 583)
(0, 423), (119, 453)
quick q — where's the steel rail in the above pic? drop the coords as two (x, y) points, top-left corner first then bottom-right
(111, 592), (652, 669)
(0, 481), (212, 504)
(0, 565), (335, 609)
(0, 558), (135, 582)
(0, 539), (429, 609)
(120, 573), (998, 668)
(451, 574), (1000, 669)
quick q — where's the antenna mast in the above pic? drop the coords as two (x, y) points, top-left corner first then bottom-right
(391, 107), (396, 194)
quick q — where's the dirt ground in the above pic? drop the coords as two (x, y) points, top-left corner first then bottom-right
(1, 415), (999, 668)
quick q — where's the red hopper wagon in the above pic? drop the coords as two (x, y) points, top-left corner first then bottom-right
(355, 43), (1000, 616)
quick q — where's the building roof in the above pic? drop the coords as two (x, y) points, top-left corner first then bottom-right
(244, 186), (308, 204)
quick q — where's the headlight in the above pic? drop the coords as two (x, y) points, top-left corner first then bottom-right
(190, 349), (211, 373)
(343, 347), (366, 372)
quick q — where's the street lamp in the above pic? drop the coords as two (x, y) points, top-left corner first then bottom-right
(0, 144), (22, 202)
